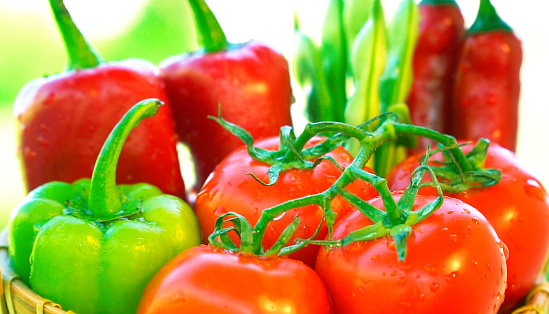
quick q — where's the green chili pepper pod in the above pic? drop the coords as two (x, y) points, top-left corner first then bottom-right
(8, 99), (202, 314)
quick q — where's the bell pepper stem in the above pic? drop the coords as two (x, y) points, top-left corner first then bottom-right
(48, 0), (101, 70)
(88, 99), (163, 221)
(468, 0), (512, 34)
(187, 0), (229, 53)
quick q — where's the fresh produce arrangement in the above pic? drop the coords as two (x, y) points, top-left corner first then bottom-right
(1, 0), (547, 314)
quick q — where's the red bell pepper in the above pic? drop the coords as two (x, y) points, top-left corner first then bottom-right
(407, 0), (464, 152)
(14, 0), (186, 199)
(452, 0), (522, 152)
(160, 0), (293, 192)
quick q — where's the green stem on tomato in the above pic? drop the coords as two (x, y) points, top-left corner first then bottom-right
(187, 0), (229, 53)
(88, 99), (163, 221)
(211, 111), (499, 258)
(48, 0), (101, 70)
(468, 0), (512, 34)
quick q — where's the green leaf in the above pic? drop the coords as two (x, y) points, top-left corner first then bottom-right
(320, 0), (348, 122)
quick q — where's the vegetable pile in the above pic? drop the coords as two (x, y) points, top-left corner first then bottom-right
(5, 0), (548, 314)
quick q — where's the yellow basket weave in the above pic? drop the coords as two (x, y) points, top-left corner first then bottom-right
(0, 229), (548, 314)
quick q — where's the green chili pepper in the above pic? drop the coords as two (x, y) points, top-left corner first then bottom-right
(374, 0), (419, 177)
(8, 99), (202, 314)
(344, 0), (387, 155)
(320, 0), (348, 123)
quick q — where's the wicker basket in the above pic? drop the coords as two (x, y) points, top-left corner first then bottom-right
(0, 229), (548, 314)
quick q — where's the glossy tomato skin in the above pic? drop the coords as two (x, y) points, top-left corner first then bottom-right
(315, 194), (508, 314)
(194, 136), (378, 267)
(387, 143), (549, 313)
(137, 245), (332, 314)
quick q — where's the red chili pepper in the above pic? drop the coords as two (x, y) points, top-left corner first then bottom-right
(452, 0), (522, 152)
(160, 0), (293, 192)
(14, 0), (186, 199)
(407, 0), (464, 153)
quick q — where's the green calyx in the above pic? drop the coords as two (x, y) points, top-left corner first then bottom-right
(88, 99), (163, 221)
(468, 0), (513, 34)
(48, 0), (101, 70)
(188, 0), (229, 53)
(209, 110), (501, 261)
(418, 139), (501, 194)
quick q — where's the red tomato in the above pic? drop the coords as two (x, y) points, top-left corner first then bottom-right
(315, 193), (508, 314)
(387, 142), (549, 313)
(137, 245), (332, 314)
(194, 136), (378, 267)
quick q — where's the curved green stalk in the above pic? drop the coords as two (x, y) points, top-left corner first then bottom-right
(188, 0), (229, 52)
(88, 99), (163, 221)
(48, 0), (101, 70)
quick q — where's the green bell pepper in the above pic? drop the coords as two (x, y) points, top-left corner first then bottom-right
(7, 99), (202, 314)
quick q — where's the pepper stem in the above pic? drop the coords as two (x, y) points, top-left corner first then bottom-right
(468, 0), (512, 34)
(188, 0), (229, 53)
(48, 0), (101, 70)
(88, 99), (163, 221)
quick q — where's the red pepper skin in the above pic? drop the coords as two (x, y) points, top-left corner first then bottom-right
(407, 0), (464, 152)
(452, 32), (522, 152)
(160, 41), (293, 191)
(15, 59), (187, 199)
(452, 0), (522, 152)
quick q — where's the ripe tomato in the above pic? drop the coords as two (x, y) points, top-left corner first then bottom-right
(387, 142), (549, 313)
(137, 245), (332, 314)
(194, 136), (378, 267)
(315, 193), (508, 314)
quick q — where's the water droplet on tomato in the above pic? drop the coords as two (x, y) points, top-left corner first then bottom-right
(423, 264), (438, 276)
(446, 271), (459, 282)
(325, 174), (336, 184)
(472, 217), (480, 225)
(371, 254), (380, 261)
(496, 292), (502, 300)
(525, 179), (546, 201)
(430, 282), (439, 293)
(498, 241), (509, 260)
(397, 277), (406, 285)
(37, 135), (49, 147)
(214, 206), (226, 216)
(400, 302), (412, 310)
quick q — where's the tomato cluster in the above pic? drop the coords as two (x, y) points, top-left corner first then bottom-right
(137, 133), (549, 314)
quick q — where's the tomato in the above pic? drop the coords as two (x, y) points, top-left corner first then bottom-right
(137, 245), (332, 314)
(194, 136), (378, 267)
(315, 193), (508, 314)
(387, 142), (549, 312)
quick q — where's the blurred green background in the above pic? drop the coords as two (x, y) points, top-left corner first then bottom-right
(1, 0), (548, 230)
